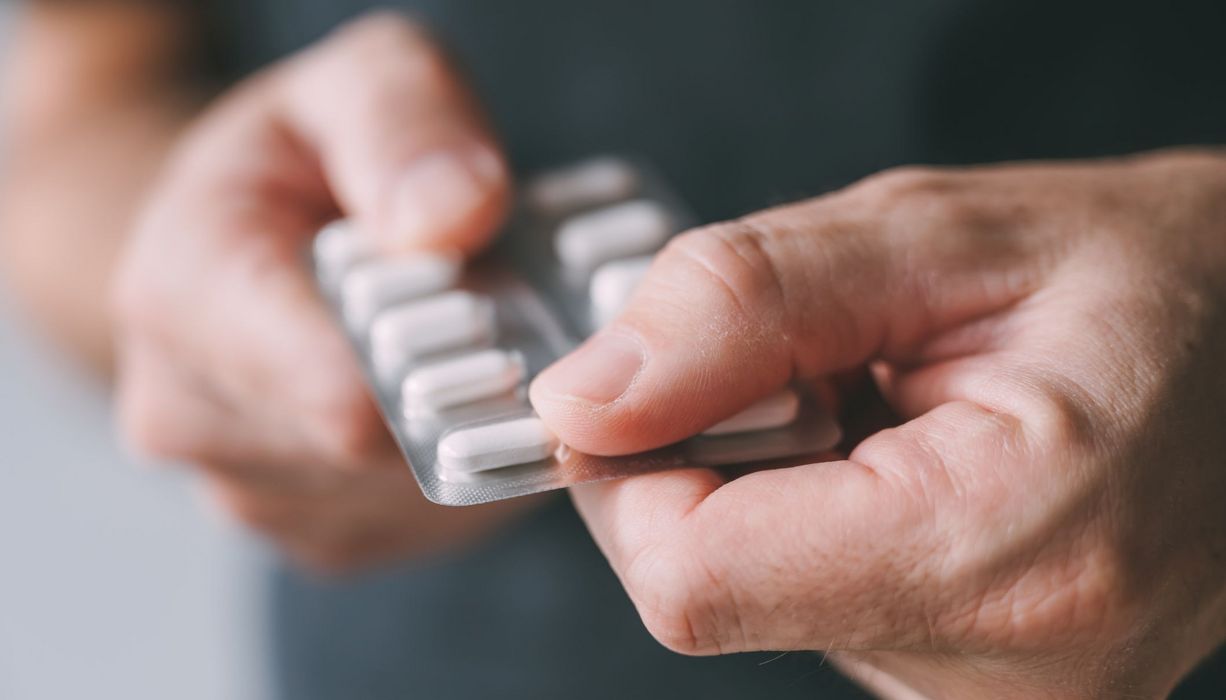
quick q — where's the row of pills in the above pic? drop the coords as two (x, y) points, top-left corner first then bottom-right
(316, 227), (536, 472)
(318, 221), (555, 477)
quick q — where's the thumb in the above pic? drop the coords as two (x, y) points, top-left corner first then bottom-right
(276, 12), (508, 253)
(530, 175), (1018, 455)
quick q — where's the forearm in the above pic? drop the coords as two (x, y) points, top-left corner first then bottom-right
(0, 2), (204, 375)
(0, 102), (191, 374)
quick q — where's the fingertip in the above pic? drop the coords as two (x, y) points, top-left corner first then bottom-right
(527, 373), (612, 456)
(532, 330), (645, 404)
(529, 329), (650, 455)
(379, 141), (510, 255)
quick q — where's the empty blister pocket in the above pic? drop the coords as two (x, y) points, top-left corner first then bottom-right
(314, 157), (842, 506)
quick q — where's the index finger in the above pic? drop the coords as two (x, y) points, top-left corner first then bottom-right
(275, 11), (509, 254)
(569, 399), (1024, 656)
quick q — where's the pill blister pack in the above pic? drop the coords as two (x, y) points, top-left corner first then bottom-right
(313, 157), (842, 506)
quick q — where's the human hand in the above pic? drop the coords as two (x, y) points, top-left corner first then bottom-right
(532, 150), (1226, 697)
(112, 13), (535, 572)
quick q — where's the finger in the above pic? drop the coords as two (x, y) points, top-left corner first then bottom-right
(193, 214), (397, 466)
(570, 400), (1025, 656)
(115, 336), (278, 465)
(531, 169), (1051, 455)
(115, 176), (396, 468)
(277, 12), (509, 253)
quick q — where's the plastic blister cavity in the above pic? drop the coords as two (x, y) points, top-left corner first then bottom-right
(313, 156), (842, 506)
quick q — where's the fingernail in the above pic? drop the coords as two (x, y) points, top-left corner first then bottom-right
(534, 331), (645, 405)
(391, 144), (503, 246)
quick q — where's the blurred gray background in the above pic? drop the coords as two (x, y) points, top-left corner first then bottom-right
(0, 5), (269, 699)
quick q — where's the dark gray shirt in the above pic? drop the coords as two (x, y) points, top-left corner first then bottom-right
(206, 0), (1226, 222)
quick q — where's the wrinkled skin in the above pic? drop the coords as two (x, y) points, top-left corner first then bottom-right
(530, 151), (1226, 698)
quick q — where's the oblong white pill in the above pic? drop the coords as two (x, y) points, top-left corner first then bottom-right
(403, 349), (525, 413)
(702, 389), (801, 436)
(370, 291), (495, 377)
(527, 157), (638, 215)
(437, 416), (559, 474)
(589, 255), (654, 327)
(341, 253), (460, 330)
(313, 219), (377, 287)
(554, 200), (673, 272)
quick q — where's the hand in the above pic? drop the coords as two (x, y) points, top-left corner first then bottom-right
(112, 13), (533, 573)
(531, 150), (1226, 697)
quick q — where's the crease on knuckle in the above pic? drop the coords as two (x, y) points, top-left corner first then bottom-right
(857, 166), (986, 244)
(662, 221), (788, 327)
(858, 165), (953, 202)
(1022, 388), (1096, 457)
(850, 422), (957, 520)
(624, 538), (726, 656)
(980, 370), (1099, 457)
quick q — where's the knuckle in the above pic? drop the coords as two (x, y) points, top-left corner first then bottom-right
(1025, 391), (1094, 452)
(660, 221), (788, 319)
(853, 424), (950, 495)
(623, 542), (724, 656)
(988, 375), (1097, 455)
(857, 166), (976, 224)
(923, 193), (982, 232)
(856, 167), (999, 252)
(1142, 146), (1225, 177)
(858, 165), (952, 202)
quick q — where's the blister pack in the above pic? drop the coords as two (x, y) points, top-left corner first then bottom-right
(313, 157), (842, 506)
